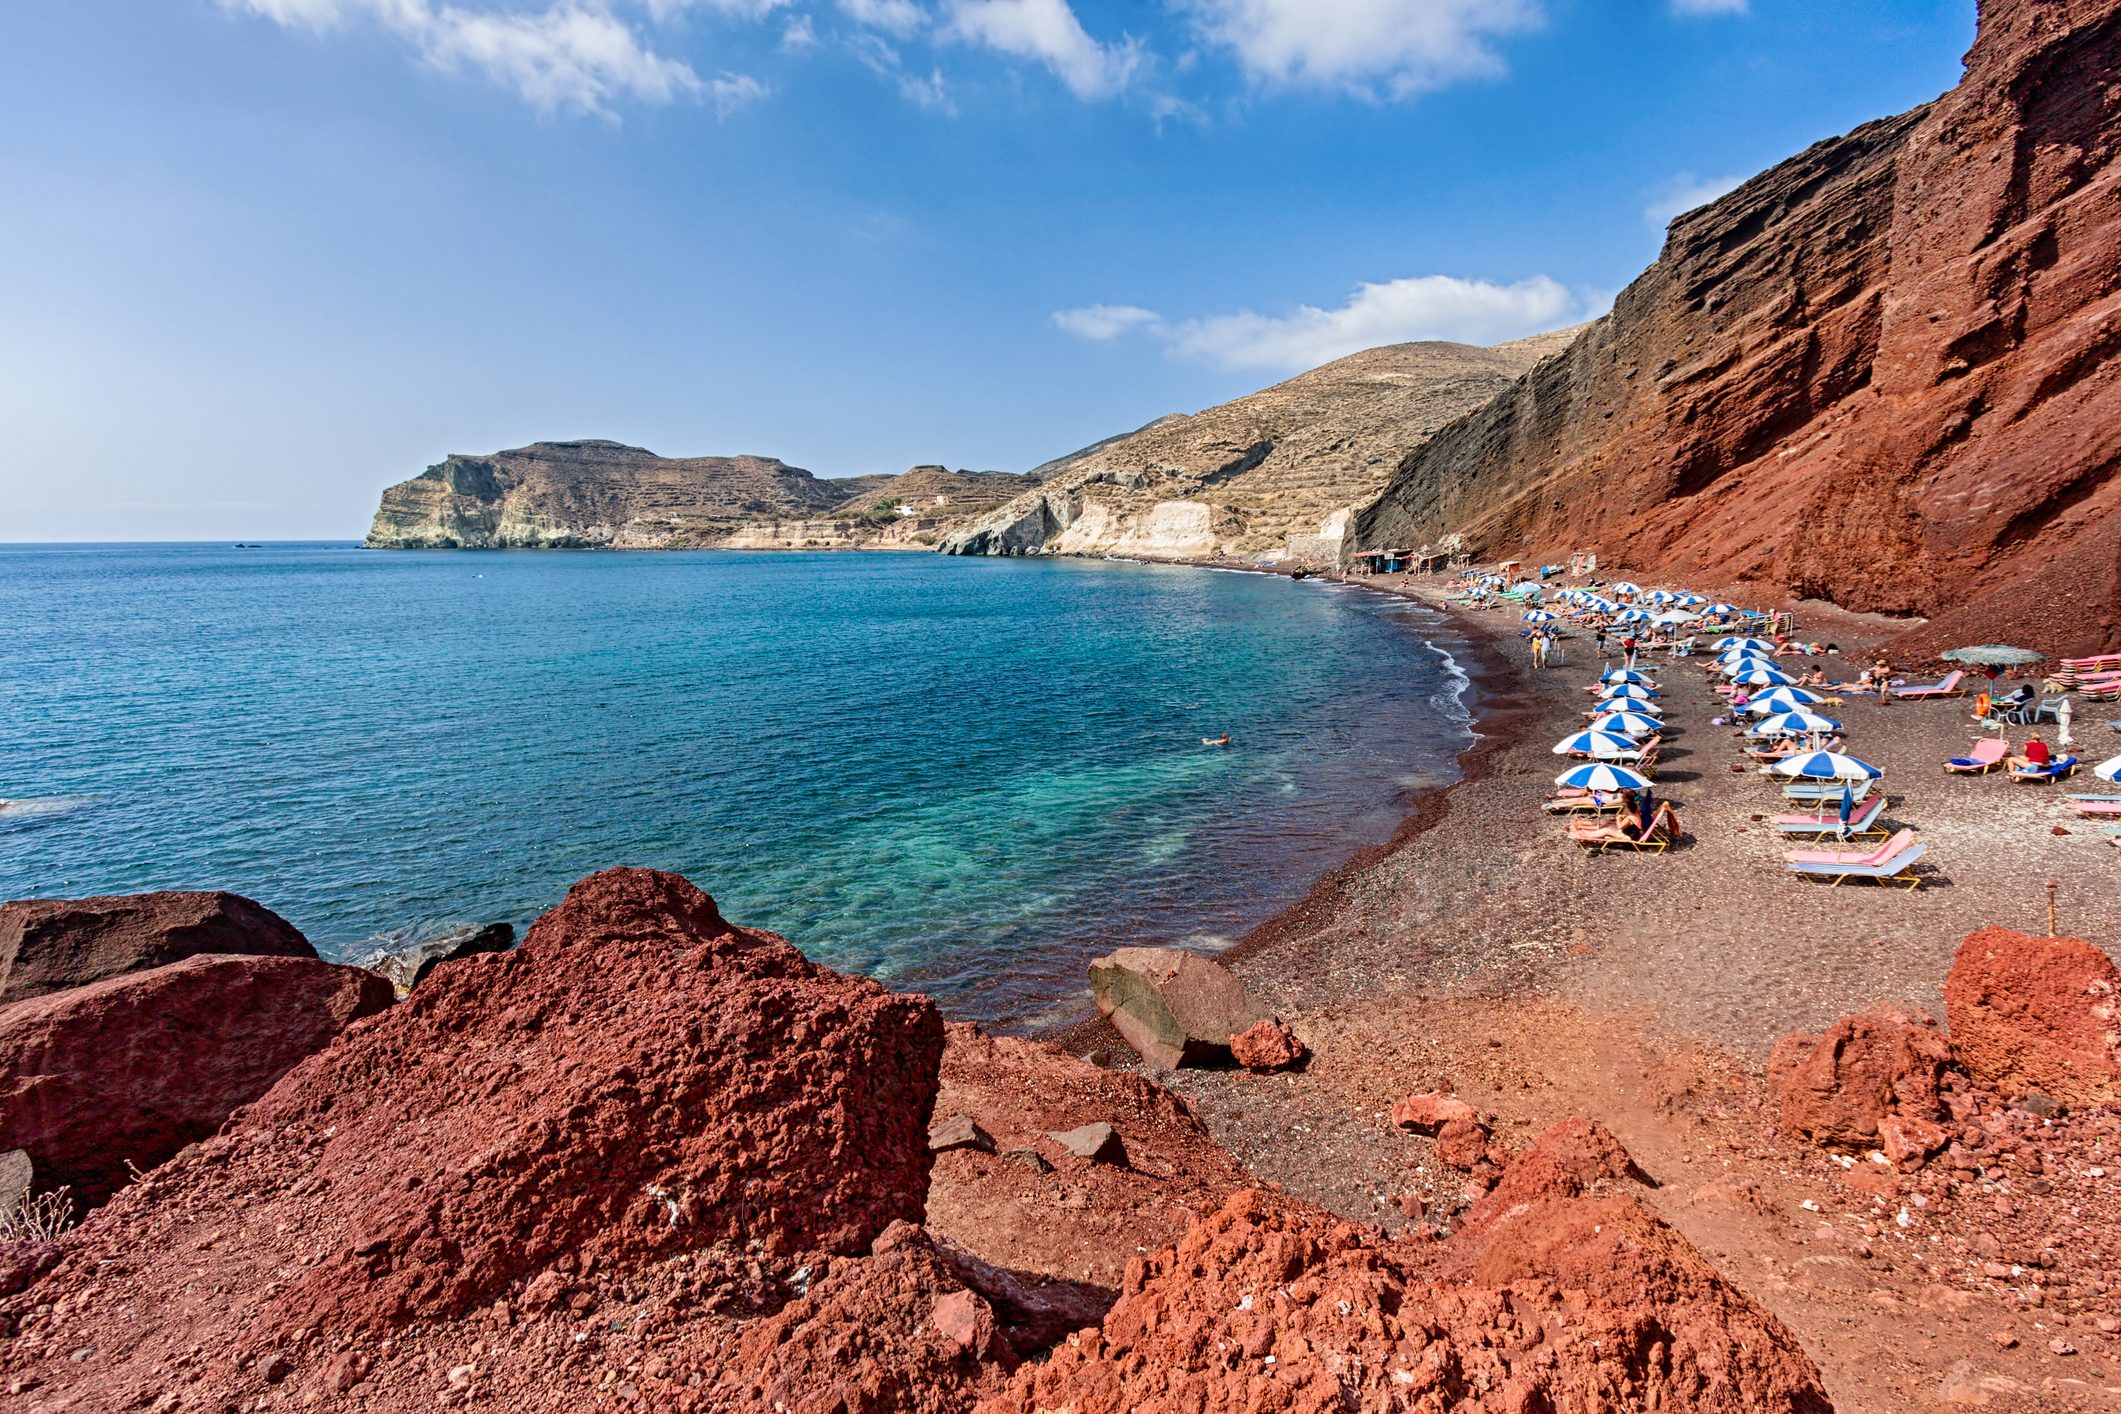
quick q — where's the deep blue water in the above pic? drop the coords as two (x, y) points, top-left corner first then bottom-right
(0, 545), (1473, 1024)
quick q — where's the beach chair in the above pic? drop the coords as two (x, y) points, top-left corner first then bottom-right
(2008, 755), (2078, 783)
(1943, 739), (2009, 774)
(1772, 796), (1887, 840)
(1782, 778), (1876, 804)
(1568, 802), (1682, 853)
(1542, 790), (1622, 815)
(1894, 670), (1966, 699)
(2065, 797), (2121, 816)
(1784, 831), (1926, 889)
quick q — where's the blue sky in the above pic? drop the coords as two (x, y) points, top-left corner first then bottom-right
(2, 0), (1973, 539)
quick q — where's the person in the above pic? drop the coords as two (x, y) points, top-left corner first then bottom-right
(1797, 667), (1827, 687)
(2009, 734), (2053, 772)
(1594, 625), (1609, 658)
(1529, 631), (1547, 670)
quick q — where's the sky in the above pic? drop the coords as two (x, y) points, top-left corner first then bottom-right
(0, 0), (1976, 540)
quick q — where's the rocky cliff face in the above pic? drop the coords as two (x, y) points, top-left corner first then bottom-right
(939, 333), (1579, 560)
(723, 466), (1043, 549)
(1357, 0), (2121, 655)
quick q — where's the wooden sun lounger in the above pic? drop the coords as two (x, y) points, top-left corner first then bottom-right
(1772, 796), (1887, 839)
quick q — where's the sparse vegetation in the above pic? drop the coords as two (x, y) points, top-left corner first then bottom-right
(0, 1187), (76, 1243)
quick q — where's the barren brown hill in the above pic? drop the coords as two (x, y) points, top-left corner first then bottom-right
(939, 331), (1580, 560)
(1356, 0), (2121, 657)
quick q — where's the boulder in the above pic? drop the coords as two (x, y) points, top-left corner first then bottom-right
(1944, 928), (2121, 1105)
(361, 921), (515, 995)
(1228, 1018), (1305, 1071)
(1088, 946), (1263, 1069)
(929, 1115), (996, 1155)
(1767, 1006), (1953, 1148)
(0, 891), (313, 1004)
(1878, 1113), (1950, 1166)
(0, 954), (392, 1207)
(1391, 1090), (1479, 1133)
(984, 1177), (1831, 1414)
(1435, 1118), (1491, 1171)
(0, 1151), (28, 1217)
(1462, 1118), (1647, 1235)
(1048, 1122), (1127, 1166)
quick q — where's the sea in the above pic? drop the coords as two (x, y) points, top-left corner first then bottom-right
(0, 544), (1477, 1026)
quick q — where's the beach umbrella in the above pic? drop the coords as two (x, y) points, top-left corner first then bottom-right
(1676, 593), (1706, 606)
(1718, 655), (1776, 677)
(1554, 762), (1651, 792)
(1645, 589), (1675, 603)
(1749, 710), (1842, 737)
(2095, 754), (2121, 783)
(1600, 667), (1652, 684)
(1553, 729), (1641, 759)
(1707, 604), (1740, 618)
(1651, 610), (1698, 625)
(1729, 664), (1797, 687)
(1940, 645), (2046, 669)
(1523, 609), (1557, 622)
(1616, 608), (1651, 623)
(1713, 636), (1773, 651)
(1771, 751), (1882, 781)
(1745, 686), (1826, 714)
(1590, 711), (1663, 738)
(1598, 683), (1659, 702)
(1610, 581), (1641, 595)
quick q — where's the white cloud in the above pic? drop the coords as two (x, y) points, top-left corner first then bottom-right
(1053, 304), (1162, 339)
(1644, 171), (1742, 227)
(898, 67), (955, 111)
(1670, 0), (1747, 14)
(944, 0), (1141, 99)
(644, 0), (794, 20)
(1177, 0), (1542, 98)
(778, 12), (819, 48)
(707, 71), (769, 114)
(841, 0), (928, 36)
(1057, 274), (1585, 370)
(226, 0), (706, 115)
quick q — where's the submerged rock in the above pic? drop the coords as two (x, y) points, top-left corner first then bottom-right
(1945, 927), (2121, 1105)
(1088, 946), (1264, 1069)
(0, 954), (391, 1207)
(0, 890), (314, 1005)
(360, 920), (515, 995)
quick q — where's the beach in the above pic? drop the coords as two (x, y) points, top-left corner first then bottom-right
(1060, 571), (2121, 1412)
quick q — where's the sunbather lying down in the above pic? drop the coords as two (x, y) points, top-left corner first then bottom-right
(1568, 801), (1681, 849)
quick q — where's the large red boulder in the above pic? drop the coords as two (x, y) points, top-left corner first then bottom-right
(983, 1175), (1830, 1414)
(0, 868), (946, 1410)
(0, 890), (314, 1004)
(1088, 946), (1264, 1069)
(1945, 927), (2121, 1105)
(0, 953), (391, 1207)
(1767, 1006), (1953, 1148)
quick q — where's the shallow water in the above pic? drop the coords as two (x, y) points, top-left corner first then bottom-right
(0, 545), (1473, 1024)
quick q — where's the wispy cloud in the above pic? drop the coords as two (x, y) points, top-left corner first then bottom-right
(778, 12), (819, 49)
(1175, 0), (1543, 99)
(898, 66), (955, 111)
(225, 0), (713, 116)
(707, 71), (769, 114)
(644, 0), (796, 20)
(943, 0), (1141, 99)
(1670, 0), (1747, 14)
(1644, 171), (1742, 227)
(840, 0), (929, 36)
(1056, 273), (1587, 370)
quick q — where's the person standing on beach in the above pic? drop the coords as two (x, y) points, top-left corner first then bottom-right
(1594, 625), (1609, 659)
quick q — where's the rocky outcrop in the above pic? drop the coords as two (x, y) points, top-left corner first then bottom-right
(940, 334), (1578, 560)
(1357, 0), (2121, 656)
(985, 1124), (1829, 1414)
(1088, 946), (1265, 1068)
(0, 890), (313, 1004)
(1768, 1006), (1954, 1149)
(0, 954), (392, 1207)
(1945, 926), (2121, 1104)
(358, 920), (514, 995)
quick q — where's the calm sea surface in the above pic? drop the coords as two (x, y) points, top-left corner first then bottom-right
(0, 545), (1474, 1024)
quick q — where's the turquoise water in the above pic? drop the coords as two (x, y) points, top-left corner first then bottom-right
(0, 545), (1474, 1023)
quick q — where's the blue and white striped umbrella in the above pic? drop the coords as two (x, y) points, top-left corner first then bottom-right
(1714, 636), (1775, 651)
(1610, 581), (1641, 595)
(1729, 664), (1797, 687)
(1555, 762), (1652, 792)
(1553, 729), (1641, 758)
(1676, 593), (1706, 606)
(1651, 610), (1698, 625)
(1745, 686), (1826, 714)
(1645, 589), (1675, 603)
(1590, 711), (1663, 738)
(1598, 682), (1659, 701)
(1601, 667), (1652, 684)
(1523, 609), (1557, 622)
(1771, 751), (1882, 781)
(1615, 608), (1651, 623)
(1718, 655), (1776, 677)
(1749, 710), (1842, 737)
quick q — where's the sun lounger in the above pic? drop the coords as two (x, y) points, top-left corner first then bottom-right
(1781, 778), (1876, 804)
(1568, 802), (1682, 852)
(1542, 790), (1622, 815)
(1944, 739), (2008, 774)
(1784, 831), (1925, 889)
(1772, 796), (1887, 839)
(2008, 755), (2078, 783)
(1894, 670), (1966, 699)
(2066, 798), (2121, 816)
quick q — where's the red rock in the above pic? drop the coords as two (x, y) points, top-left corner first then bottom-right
(929, 1288), (1003, 1360)
(1880, 1114), (1951, 1166)
(0, 1242), (58, 1299)
(1434, 1118), (1490, 1171)
(0, 869), (947, 1408)
(0, 953), (391, 1207)
(1390, 1090), (1479, 1132)
(1462, 1118), (1645, 1236)
(1768, 1006), (1953, 1149)
(1945, 928), (2121, 1105)
(981, 1185), (1830, 1414)
(1048, 1122), (1126, 1166)
(0, 891), (313, 1005)
(1354, 0), (2121, 660)
(1087, 947), (1263, 1069)
(929, 1114), (996, 1155)
(1227, 1018), (1305, 1071)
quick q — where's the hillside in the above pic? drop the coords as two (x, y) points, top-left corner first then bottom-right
(721, 466), (1043, 549)
(938, 331), (1580, 560)
(1355, 0), (2121, 656)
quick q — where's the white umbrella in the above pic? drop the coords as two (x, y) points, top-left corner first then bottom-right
(1651, 610), (1698, 625)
